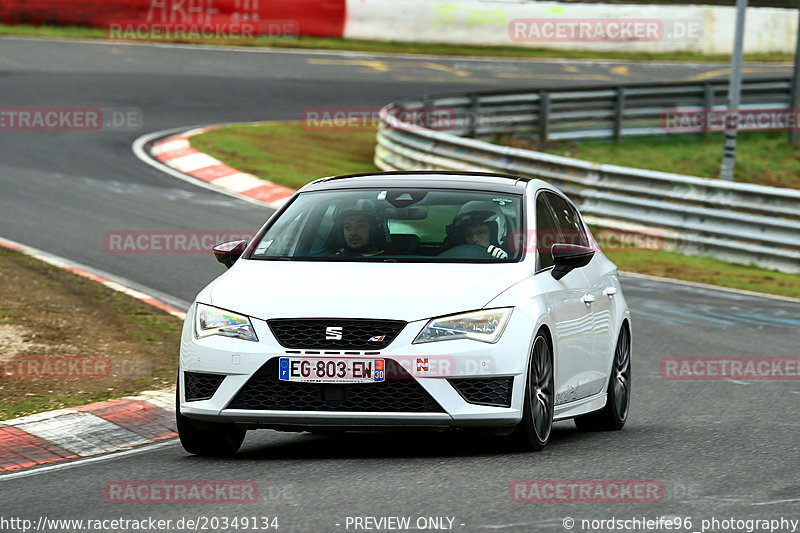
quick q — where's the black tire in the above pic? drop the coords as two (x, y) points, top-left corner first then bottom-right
(176, 386), (246, 456)
(511, 333), (554, 452)
(574, 324), (631, 431)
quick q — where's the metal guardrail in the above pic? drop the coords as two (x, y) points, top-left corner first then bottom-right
(409, 78), (794, 141)
(374, 78), (800, 274)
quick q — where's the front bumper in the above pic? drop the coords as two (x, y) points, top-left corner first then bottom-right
(178, 305), (535, 429)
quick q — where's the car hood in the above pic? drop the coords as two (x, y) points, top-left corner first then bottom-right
(205, 259), (530, 322)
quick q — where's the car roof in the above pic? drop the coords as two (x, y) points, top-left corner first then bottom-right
(300, 171), (539, 194)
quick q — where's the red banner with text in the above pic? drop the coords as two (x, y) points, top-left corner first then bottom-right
(0, 0), (345, 38)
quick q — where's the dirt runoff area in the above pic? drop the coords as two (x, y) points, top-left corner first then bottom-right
(0, 246), (183, 420)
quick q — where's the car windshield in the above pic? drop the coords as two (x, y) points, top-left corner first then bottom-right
(249, 188), (524, 262)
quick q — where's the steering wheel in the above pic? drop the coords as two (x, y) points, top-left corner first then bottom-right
(436, 244), (494, 259)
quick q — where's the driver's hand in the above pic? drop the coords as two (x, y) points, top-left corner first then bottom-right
(487, 245), (508, 259)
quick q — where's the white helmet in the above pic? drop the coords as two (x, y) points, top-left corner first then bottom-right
(448, 201), (507, 247)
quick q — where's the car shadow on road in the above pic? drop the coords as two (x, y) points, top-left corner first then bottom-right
(222, 421), (609, 461)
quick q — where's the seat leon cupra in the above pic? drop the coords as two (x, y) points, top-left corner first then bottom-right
(177, 171), (632, 455)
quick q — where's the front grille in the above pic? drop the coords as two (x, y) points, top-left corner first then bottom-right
(184, 371), (226, 401)
(227, 358), (444, 412)
(268, 318), (406, 350)
(449, 377), (513, 407)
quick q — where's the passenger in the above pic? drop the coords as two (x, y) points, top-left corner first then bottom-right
(332, 208), (400, 257)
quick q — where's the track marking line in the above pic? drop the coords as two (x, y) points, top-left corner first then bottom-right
(420, 61), (472, 77)
(0, 236), (187, 318)
(0, 439), (180, 481)
(307, 58), (391, 72)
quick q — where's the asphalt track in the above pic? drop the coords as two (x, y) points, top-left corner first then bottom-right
(0, 37), (798, 531)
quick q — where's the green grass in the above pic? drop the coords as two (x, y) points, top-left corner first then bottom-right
(1, 391), (140, 422)
(520, 132), (800, 189)
(603, 248), (800, 299)
(0, 23), (109, 39)
(190, 121), (799, 299)
(0, 246), (182, 420)
(0, 23), (793, 62)
(190, 122), (380, 190)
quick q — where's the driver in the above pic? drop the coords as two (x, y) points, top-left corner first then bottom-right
(446, 201), (509, 259)
(332, 208), (400, 257)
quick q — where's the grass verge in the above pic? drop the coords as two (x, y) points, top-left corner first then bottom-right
(602, 248), (800, 299)
(190, 122), (379, 190)
(508, 132), (800, 189)
(0, 23), (793, 62)
(0, 246), (182, 420)
(188, 121), (799, 299)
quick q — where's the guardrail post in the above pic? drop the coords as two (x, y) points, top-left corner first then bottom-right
(703, 84), (714, 137)
(422, 95), (431, 129)
(538, 92), (550, 142)
(790, 4), (800, 147)
(613, 87), (625, 142)
(468, 94), (479, 138)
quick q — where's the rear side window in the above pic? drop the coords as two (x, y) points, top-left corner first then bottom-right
(543, 192), (589, 248)
(535, 194), (559, 269)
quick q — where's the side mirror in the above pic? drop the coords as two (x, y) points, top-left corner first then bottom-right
(551, 243), (594, 280)
(213, 240), (247, 269)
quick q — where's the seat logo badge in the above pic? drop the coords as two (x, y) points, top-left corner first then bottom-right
(325, 326), (343, 340)
(368, 335), (386, 342)
(417, 358), (429, 372)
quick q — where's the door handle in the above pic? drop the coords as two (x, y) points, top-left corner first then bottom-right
(603, 287), (618, 297)
(581, 294), (595, 305)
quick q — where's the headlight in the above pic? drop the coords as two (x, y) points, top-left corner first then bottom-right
(413, 308), (513, 344)
(194, 303), (258, 342)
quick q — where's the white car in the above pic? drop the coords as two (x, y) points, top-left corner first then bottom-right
(177, 171), (631, 455)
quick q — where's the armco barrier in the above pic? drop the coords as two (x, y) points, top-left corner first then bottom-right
(389, 78), (794, 142)
(0, 0), (345, 38)
(374, 78), (800, 274)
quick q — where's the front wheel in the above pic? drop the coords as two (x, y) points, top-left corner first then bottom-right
(511, 333), (554, 452)
(176, 387), (246, 456)
(575, 325), (631, 431)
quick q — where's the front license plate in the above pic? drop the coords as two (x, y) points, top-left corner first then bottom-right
(278, 357), (385, 383)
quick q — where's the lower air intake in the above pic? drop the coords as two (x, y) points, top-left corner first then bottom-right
(184, 372), (226, 401)
(449, 377), (513, 407)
